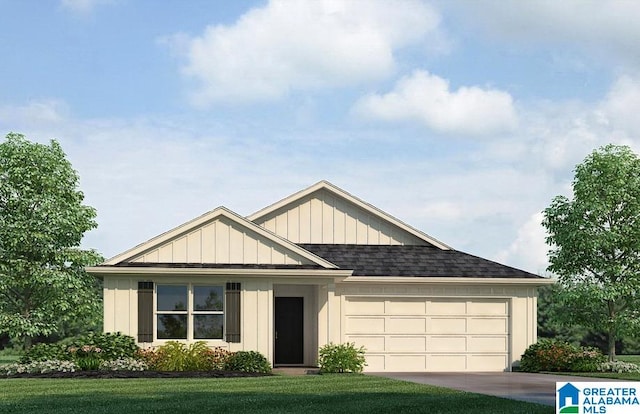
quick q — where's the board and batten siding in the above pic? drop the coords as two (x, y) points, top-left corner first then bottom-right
(103, 277), (275, 355)
(129, 216), (313, 264)
(253, 190), (427, 245)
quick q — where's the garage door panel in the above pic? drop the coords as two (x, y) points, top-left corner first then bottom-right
(427, 300), (466, 315)
(347, 317), (385, 333)
(347, 298), (385, 314)
(468, 354), (508, 371)
(468, 336), (508, 352)
(388, 317), (426, 333)
(388, 355), (426, 371)
(430, 318), (466, 334)
(347, 335), (385, 352)
(468, 318), (507, 334)
(427, 355), (467, 372)
(365, 354), (385, 371)
(386, 299), (426, 314)
(387, 336), (426, 352)
(467, 300), (508, 315)
(428, 336), (466, 352)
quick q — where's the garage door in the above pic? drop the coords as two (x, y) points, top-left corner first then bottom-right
(344, 297), (510, 372)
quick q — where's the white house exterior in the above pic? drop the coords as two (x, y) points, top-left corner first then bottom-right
(87, 181), (552, 372)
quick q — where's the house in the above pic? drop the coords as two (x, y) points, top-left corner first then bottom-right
(86, 181), (552, 372)
(557, 383), (581, 409)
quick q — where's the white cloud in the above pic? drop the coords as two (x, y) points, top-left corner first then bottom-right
(353, 70), (517, 135)
(166, 0), (444, 105)
(494, 212), (549, 275)
(0, 99), (69, 125)
(60, 0), (114, 15)
(600, 75), (640, 135)
(448, 0), (640, 69)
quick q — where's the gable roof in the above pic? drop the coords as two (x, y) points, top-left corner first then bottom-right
(299, 244), (542, 278)
(248, 180), (451, 249)
(103, 206), (338, 268)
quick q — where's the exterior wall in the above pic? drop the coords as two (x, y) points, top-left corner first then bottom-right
(253, 189), (427, 245)
(104, 275), (538, 371)
(103, 278), (137, 335)
(129, 216), (313, 265)
(104, 275), (334, 367)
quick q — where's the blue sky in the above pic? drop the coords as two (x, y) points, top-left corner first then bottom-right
(2, 0), (639, 274)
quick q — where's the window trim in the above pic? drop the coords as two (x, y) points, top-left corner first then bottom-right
(154, 283), (226, 342)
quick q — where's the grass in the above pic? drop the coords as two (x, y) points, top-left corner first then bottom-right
(0, 355), (19, 365)
(0, 374), (552, 414)
(618, 355), (640, 364)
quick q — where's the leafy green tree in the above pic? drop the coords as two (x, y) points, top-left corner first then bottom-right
(0, 133), (102, 349)
(543, 144), (640, 361)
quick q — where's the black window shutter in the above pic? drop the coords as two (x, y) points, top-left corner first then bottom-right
(137, 281), (154, 342)
(225, 282), (241, 343)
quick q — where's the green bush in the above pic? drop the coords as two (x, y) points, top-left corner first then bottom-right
(145, 341), (227, 371)
(318, 342), (367, 373)
(67, 332), (139, 361)
(223, 351), (271, 373)
(520, 338), (605, 372)
(20, 343), (69, 363)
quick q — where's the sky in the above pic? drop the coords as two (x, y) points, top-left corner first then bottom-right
(1, 0), (640, 275)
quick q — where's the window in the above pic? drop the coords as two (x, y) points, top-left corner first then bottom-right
(156, 284), (224, 340)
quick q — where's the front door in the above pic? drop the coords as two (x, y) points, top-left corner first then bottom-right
(275, 297), (304, 365)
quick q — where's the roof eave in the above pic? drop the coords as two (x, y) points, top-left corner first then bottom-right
(341, 276), (554, 285)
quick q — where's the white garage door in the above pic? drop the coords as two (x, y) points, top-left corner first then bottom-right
(344, 297), (510, 372)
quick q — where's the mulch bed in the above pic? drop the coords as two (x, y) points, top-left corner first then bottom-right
(2, 370), (271, 379)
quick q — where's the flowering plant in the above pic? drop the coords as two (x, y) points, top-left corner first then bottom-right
(1, 360), (77, 376)
(68, 345), (103, 370)
(100, 358), (147, 371)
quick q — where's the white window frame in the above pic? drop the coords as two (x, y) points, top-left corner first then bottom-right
(155, 283), (224, 342)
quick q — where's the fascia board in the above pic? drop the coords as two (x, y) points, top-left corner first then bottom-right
(341, 276), (554, 285)
(86, 266), (352, 278)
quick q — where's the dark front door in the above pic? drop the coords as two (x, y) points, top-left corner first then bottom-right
(275, 297), (304, 364)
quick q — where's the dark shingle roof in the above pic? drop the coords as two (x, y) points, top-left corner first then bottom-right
(298, 244), (541, 278)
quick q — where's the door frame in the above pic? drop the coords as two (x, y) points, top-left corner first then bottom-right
(274, 296), (304, 365)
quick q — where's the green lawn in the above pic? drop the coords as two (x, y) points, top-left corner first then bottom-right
(0, 355), (19, 365)
(0, 374), (551, 414)
(618, 355), (640, 364)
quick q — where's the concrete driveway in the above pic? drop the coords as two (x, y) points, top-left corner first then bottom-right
(369, 372), (625, 406)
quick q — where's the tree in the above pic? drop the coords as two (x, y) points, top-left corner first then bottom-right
(543, 144), (640, 361)
(0, 133), (102, 349)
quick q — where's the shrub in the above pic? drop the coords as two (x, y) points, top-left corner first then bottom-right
(20, 343), (69, 363)
(21, 332), (140, 365)
(223, 351), (271, 373)
(318, 342), (367, 373)
(200, 346), (231, 370)
(143, 341), (227, 371)
(67, 332), (139, 361)
(520, 338), (605, 372)
(68, 345), (103, 371)
(100, 358), (148, 371)
(1, 360), (77, 376)
(598, 361), (640, 373)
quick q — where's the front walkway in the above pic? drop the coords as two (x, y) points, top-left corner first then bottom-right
(369, 372), (628, 406)
(272, 367), (319, 376)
